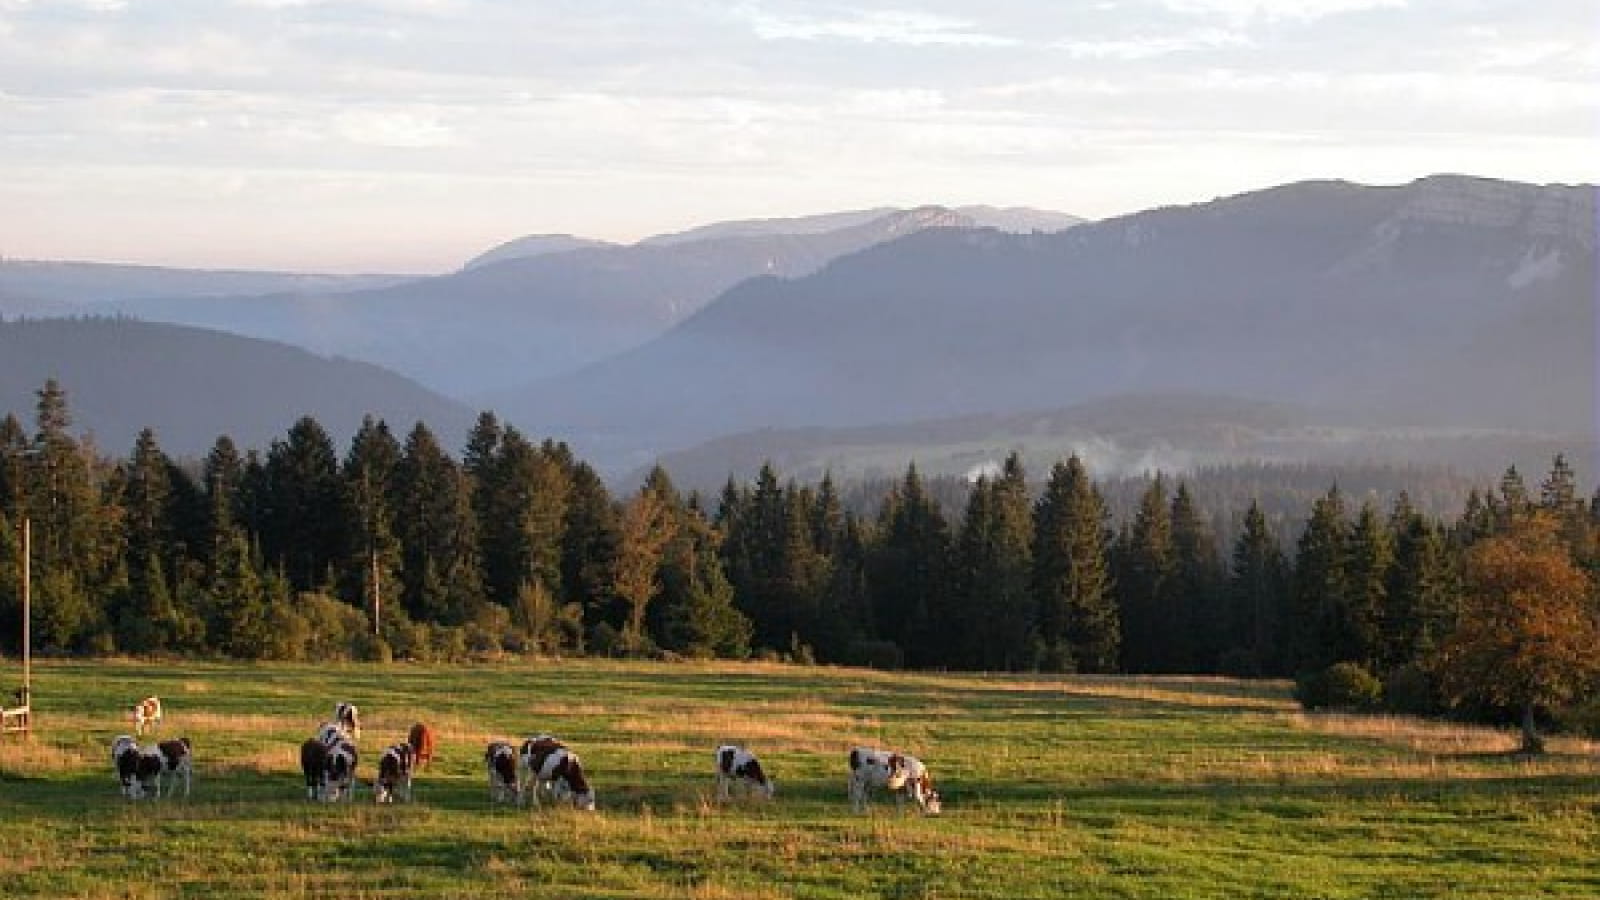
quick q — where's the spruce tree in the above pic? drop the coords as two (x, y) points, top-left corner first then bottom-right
(341, 417), (403, 629)
(1033, 456), (1117, 672)
(866, 464), (951, 667)
(1170, 482), (1225, 672)
(262, 416), (342, 592)
(1226, 501), (1288, 674)
(1291, 486), (1349, 670)
(1345, 502), (1393, 669)
(560, 461), (617, 631)
(1116, 475), (1173, 672)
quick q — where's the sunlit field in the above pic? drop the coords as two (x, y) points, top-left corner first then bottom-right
(0, 659), (1595, 899)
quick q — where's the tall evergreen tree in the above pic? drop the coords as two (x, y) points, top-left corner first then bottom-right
(341, 417), (403, 629)
(560, 461), (617, 631)
(1033, 456), (1118, 672)
(1344, 502), (1394, 669)
(1170, 481), (1226, 672)
(1382, 505), (1456, 671)
(1226, 501), (1289, 674)
(866, 464), (951, 667)
(1116, 475), (1173, 672)
(261, 416), (342, 592)
(1291, 486), (1350, 670)
(395, 422), (482, 624)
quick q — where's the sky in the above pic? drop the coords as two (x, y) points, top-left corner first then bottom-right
(0, 0), (1594, 273)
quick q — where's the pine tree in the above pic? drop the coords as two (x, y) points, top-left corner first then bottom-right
(1171, 482), (1225, 672)
(395, 422), (482, 624)
(1382, 507), (1456, 670)
(866, 464), (951, 667)
(1033, 456), (1118, 672)
(560, 461), (617, 631)
(1291, 485), (1349, 671)
(262, 416), (343, 592)
(1116, 475), (1173, 672)
(1344, 502), (1393, 669)
(341, 417), (403, 630)
(1226, 501), (1289, 674)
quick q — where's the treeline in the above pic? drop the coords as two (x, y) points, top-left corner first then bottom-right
(0, 383), (1596, 709)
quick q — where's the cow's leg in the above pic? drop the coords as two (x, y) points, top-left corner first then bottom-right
(716, 773), (729, 802)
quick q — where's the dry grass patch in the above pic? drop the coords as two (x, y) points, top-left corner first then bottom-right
(615, 702), (878, 752)
(0, 738), (99, 775)
(1291, 712), (1600, 763)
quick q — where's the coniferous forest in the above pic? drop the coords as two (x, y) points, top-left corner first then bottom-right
(2, 381), (1597, 740)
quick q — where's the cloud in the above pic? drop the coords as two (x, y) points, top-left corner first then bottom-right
(1162, 0), (1407, 23)
(736, 4), (1018, 47)
(1054, 27), (1249, 60)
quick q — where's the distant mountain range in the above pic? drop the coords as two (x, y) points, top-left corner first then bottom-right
(77, 205), (1080, 398)
(502, 175), (1594, 474)
(0, 259), (408, 307)
(0, 318), (473, 456)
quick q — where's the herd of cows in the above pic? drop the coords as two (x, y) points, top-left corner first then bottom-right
(108, 697), (944, 815)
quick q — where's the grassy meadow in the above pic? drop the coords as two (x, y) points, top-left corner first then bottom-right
(0, 658), (1595, 899)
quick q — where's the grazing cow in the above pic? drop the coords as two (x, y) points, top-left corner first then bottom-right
(485, 742), (520, 804)
(519, 736), (595, 811)
(374, 743), (415, 804)
(136, 748), (166, 799)
(300, 738), (329, 800)
(131, 696), (163, 737)
(112, 735), (143, 798)
(333, 702), (361, 741)
(154, 738), (194, 799)
(322, 740), (359, 802)
(847, 747), (941, 815)
(316, 722), (349, 747)
(714, 745), (775, 801)
(407, 722), (436, 770)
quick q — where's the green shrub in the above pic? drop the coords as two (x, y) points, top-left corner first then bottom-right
(1380, 664), (1441, 716)
(1296, 662), (1382, 711)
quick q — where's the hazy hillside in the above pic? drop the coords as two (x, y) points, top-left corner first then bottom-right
(641, 393), (1592, 495)
(0, 259), (410, 308)
(0, 318), (474, 455)
(461, 234), (617, 270)
(111, 205), (1071, 397)
(507, 175), (1594, 472)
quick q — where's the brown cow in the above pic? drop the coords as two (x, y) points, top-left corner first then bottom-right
(407, 722), (436, 770)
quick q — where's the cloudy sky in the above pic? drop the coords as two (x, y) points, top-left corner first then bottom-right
(1, 0), (1594, 272)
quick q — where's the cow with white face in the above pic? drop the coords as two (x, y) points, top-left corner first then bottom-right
(374, 743), (415, 804)
(714, 745), (775, 801)
(333, 702), (361, 740)
(847, 747), (941, 815)
(112, 735), (143, 798)
(485, 742), (520, 804)
(518, 735), (595, 811)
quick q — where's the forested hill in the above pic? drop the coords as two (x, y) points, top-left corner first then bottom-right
(0, 318), (472, 454)
(505, 175), (1594, 468)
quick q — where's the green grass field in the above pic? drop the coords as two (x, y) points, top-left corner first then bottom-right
(0, 659), (1595, 899)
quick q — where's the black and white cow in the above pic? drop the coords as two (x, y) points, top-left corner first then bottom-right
(714, 745), (775, 801)
(112, 735), (143, 798)
(374, 743), (415, 804)
(300, 738), (329, 800)
(333, 702), (361, 741)
(485, 741), (520, 804)
(847, 746), (941, 815)
(135, 747), (165, 799)
(153, 738), (193, 799)
(518, 735), (595, 811)
(323, 740), (359, 802)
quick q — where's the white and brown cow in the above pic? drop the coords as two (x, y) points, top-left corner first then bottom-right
(847, 747), (941, 815)
(374, 743), (415, 804)
(518, 736), (595, 811)
(485, 741), (520, 804)
(131, 696), (163, 737)
(714, 745), (775, 801)
(322, 739), (359, 802)
(112, 735), (143, 798)
(300, 738), (329, 800)
(152, 737), (193, 799)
